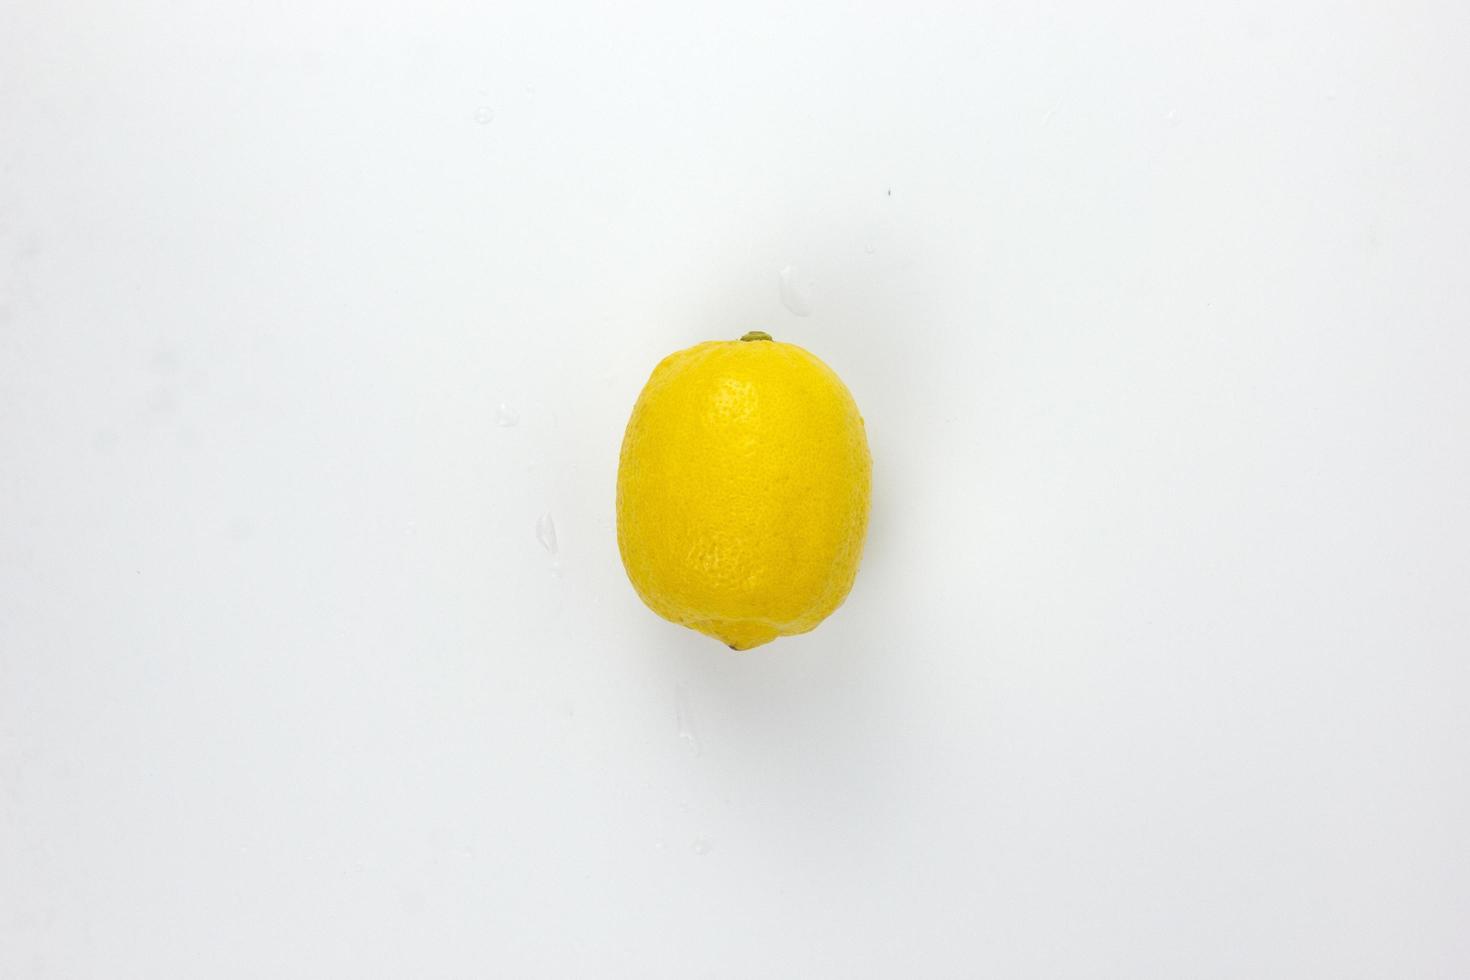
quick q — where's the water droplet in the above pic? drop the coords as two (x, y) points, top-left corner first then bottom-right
(1164, 107), (1182, 128)
(692, 837), (713, 856)
(474, 106), (495, 124)
(146, 387), (177, 415)
(495, 402), (519, 427)
(91, 428), (118, 452)
(536, 512), (558, 555)
(675, 684), (701, 757)
(778, 265), (813, 317)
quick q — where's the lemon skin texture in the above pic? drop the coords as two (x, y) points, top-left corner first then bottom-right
(616, 333), (871, 650)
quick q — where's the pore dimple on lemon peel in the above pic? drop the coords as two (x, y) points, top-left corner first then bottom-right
(616, 331), (871, 650)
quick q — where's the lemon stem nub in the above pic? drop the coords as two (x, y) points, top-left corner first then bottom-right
(740, 331), (773, 342)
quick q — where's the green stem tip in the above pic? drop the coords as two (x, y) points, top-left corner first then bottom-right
(740, 330), (773, 342)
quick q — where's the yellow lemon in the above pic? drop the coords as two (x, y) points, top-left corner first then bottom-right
(616, 331), (871, 650)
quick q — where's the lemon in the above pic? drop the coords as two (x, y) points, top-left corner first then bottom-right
(616, 331), (871, 650)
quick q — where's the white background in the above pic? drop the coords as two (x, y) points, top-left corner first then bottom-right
(3, 2), (1468, 977)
